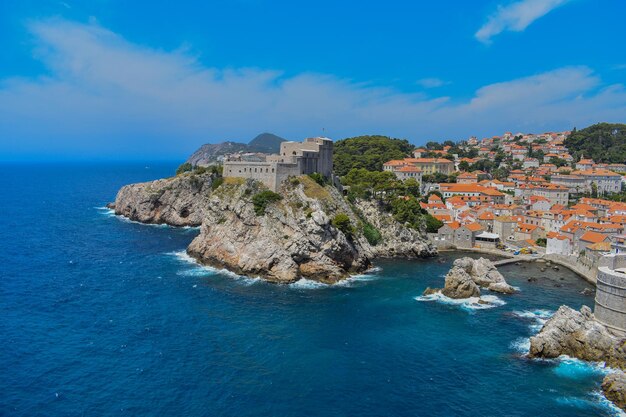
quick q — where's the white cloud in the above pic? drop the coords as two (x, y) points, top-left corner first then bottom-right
(416, 78), (449, 89)
(475, 0), (572, 43)
(1, 18), (625, 159)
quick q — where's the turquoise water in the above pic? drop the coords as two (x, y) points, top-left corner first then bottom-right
(1, 163), (623, 416)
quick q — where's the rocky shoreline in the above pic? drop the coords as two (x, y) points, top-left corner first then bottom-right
(529, 305), (626, 411)
(110, 174), (436, 283)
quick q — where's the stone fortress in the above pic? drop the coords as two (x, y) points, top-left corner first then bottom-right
(596, 251), (626, 336)
(223, 137), (333, 191)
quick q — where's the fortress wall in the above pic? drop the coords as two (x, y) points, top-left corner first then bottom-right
(595, 254), (626, 336)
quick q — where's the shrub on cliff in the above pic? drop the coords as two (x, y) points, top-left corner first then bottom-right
(332, 213), (354, 239)
(176, 162), (193, 175)
(308, 172), (327, 186)
(211, 177), (224, 191)
(252, 190), (283, 216)
(362, 222), (382, 245)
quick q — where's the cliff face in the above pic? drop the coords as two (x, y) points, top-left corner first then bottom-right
(110, 172), (215, 227)
(110, 174), (436, 283)
(354, 200), (437, 259)
(187, 177), (368, 283)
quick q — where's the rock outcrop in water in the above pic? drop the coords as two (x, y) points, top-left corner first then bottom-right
(602, 372), (626, 411)
(423, 257), (515, 299)
(109, 172), (215, 226)
(111, 174), (436, 283)
(529, 305), (625, 366)
(528, 305), (626, 412)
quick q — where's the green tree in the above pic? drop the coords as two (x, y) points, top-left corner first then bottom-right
(425, 141), (443, 150)
(333, 136), (414, 177)
(564, 123), (626, 163)
(332, 213), (354, 238)
(390, 197), (424, 229)
(458, 160), (470, 172)
(424, 214), (444, 233)
(403, 177), (421, 198)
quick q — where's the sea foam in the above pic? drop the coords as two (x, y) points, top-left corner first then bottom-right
(414, 291), (506, 311)
(96, 207), (200, 230)
(511, 309), (553, 332)
(168, 250), (261, 284)
(289, 266), (382, 290)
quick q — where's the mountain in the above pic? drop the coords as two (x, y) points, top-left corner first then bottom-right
(186, 133), (288, 166)
(186, 141), (249, 166)
(247, 133), (287, 153)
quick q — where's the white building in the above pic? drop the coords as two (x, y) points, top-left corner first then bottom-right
(546, 233), (572, 256)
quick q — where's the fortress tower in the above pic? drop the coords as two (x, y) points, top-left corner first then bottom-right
(223, 137), (333, 191)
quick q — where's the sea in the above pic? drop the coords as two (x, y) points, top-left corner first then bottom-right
(1, 162), (624, 417)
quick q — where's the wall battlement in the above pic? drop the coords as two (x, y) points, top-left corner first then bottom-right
(223, 137), (333, 191)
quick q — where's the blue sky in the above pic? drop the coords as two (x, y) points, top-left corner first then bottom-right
(1, 0), (625, 161)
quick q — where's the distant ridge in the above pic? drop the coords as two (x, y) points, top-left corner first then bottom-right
(247, 133), (287, 153)
(186, 133), (288, 166)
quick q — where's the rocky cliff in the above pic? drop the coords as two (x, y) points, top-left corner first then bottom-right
(108, 172), (215, 226)
(110, 174), (436, 283)
(529, 305), (626, 412)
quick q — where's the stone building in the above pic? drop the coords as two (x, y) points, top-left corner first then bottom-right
(223, 137), (333, 191)
(596, 253), (626, 336)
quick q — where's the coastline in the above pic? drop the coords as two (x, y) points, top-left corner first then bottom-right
(438, 247), (597, 286)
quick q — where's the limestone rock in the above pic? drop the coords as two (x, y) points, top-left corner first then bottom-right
(353, 200), (437, 259)
(602, 372), (626, 412)
(111, 172), (214, 226)
(422, 287), (439, 296)
(468, 257), (515, 293)
(186, 177), (435, 283)
(441, 266), (481, 299)
(444, 257), (515, 295)
(528, 305), (625, 369)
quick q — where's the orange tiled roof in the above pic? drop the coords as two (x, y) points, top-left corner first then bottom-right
(579, 231), (608, 243)
(478, 212), (495, 220)
(464, 223), (483, 232)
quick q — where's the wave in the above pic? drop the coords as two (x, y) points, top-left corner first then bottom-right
(511, 309), (554, 333)
(414, 291), (506, 311)
(289, 266), (383, 290)
(94, 206), (116, 217)
(510, 337), (531, 354)
(95, 207), (200, 230)
(592, 390), (626, 417)
(167, 250), (261, 285)
(288, 278), (329, 290)
(553, 355), (610, 379)
(556, 391), (626, 416)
